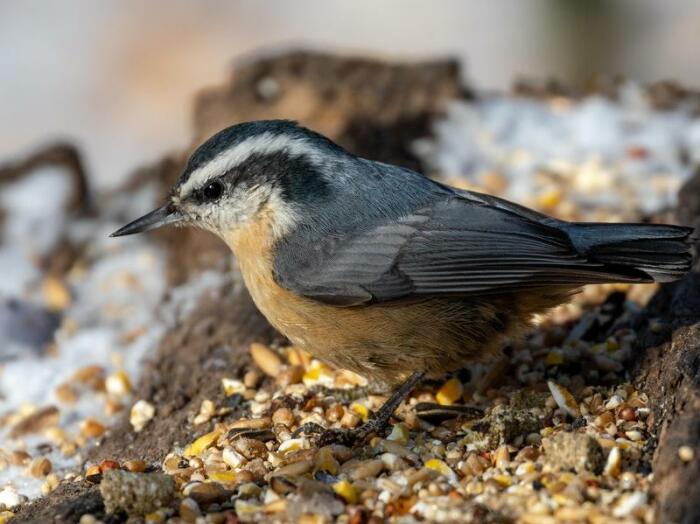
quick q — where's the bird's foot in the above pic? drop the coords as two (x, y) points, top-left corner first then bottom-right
(311, 385), (376, 403)
(317, 422), (377, 447)
(292, 419), (386, 447)
(293, 371), (426, 447)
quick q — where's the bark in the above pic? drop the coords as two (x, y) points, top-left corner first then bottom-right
(631, 170), (700, 524)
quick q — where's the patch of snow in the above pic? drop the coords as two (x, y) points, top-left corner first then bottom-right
(0, 173), (230, 499)
(417, 83), (698, 215)
(0, 166), (72, 256)
(0, 168), (72, 297)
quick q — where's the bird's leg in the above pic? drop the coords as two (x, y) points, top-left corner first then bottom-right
(359, 371), (426, 435)
(311, 384), (376, 403)
(300, 371), (425, 447)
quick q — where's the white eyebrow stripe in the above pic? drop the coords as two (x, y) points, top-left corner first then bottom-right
(179, 132), (320, 196)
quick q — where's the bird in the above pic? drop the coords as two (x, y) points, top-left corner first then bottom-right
(112, 119), (694, 444)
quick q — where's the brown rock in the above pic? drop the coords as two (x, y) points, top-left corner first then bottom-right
(100, 469), (175, 516)
(543, 432), (605, 474)
(483, 404), (541, 447)
(632, 277), (700, 520)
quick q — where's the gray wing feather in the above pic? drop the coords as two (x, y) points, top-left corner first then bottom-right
(273, 196), (640, 306)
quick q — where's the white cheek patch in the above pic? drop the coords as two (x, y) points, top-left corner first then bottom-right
(190, 184), (299, 239)
(266, 190), (301, 238)
(179, 132), (321, 198)
(222, 185), (271, 226)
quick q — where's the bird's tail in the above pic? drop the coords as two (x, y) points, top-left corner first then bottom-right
(564, 222), (694, 283)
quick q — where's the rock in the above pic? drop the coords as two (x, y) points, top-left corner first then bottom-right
(100, 469), (175, 516)
(484, 404), (541, 447)
(543, 432), (605, 474)
(631, 274), (700, 522)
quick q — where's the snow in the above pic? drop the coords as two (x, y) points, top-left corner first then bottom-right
(416, 83), (698, 215)
(0, 168), (72, 296)
(0, 169), (228, 498)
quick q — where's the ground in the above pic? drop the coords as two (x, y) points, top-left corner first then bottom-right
(1, 52), (699, 523)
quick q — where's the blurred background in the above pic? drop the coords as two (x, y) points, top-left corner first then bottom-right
(2, 0), (700, 188)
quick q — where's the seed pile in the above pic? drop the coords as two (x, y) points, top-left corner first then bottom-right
(0, 360), (143, 522)
(58, 282), (665, 524)
(418, 83), (699, 218)
(4, 85), (697, 522)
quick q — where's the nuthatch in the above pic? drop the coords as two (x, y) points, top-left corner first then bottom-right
(113, 120), (693, 443)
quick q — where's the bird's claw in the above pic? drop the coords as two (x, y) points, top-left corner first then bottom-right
(292, 420), (383, 447)
(317, 423), (381, 446)
(291, 422), (326, 438)
(317, 427), (360, 447)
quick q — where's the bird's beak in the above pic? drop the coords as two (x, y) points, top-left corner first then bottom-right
(110, 204), (184, 237)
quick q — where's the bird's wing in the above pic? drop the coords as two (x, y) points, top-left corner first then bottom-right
(272, 195), (637, 306)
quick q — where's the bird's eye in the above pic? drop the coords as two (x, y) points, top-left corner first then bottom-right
(202, 180), (224, 201)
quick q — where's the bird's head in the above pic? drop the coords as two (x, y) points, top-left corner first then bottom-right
(111, 120), (347, 241)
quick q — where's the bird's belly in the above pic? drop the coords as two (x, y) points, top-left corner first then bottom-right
(240, 263), (509, 386)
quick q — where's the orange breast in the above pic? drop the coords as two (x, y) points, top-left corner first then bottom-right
(224, 212), (336, 350)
